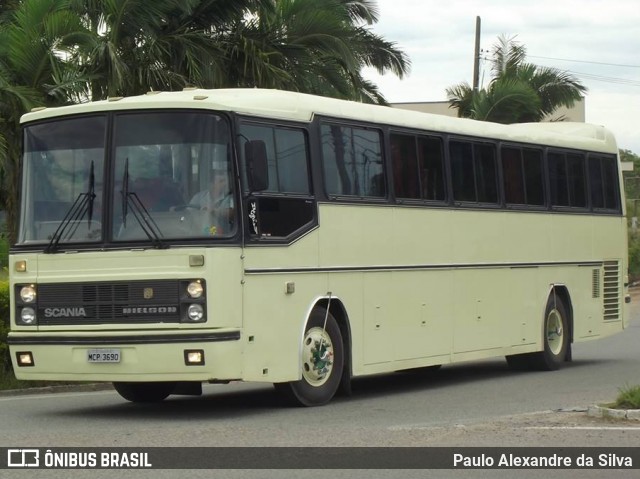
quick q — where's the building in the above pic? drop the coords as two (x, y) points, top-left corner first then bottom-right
(391, 98), (585, 122)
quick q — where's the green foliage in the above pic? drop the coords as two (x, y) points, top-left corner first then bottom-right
(0, 234), (7, 271)
(0, 280), (10, 374)
(447, 35), (586, 124)
(613, 384), (640, 409)
(0, 0), (409, 242)
(628, 234), (640, 282)
(622, 149), (640, 200)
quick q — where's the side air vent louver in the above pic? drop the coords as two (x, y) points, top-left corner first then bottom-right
(603, 260), (621, 321)
(592, 269), (600, 298)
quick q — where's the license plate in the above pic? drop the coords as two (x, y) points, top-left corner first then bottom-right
(87, 349), (121, 363)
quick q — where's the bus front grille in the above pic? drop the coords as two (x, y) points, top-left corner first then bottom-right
(37, 280), (181, 325)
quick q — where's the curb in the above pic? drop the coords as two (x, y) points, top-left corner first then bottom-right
(0, 383), (113, 397)
(587, 405), (640, 421)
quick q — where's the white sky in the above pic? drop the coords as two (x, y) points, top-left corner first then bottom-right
(362, 0), (640, 154)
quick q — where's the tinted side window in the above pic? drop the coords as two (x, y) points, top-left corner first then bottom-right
(321, 124), (385, 198)
(391, 134), (420, 199)
(502, 147), (525, 204)
(239, 124), (310, 194)
(549, 152), (569, 206)
(451, 140), (498, 204)
(523, 149), (544, 206)
(567, 153), (587, 207)
(239, 123), (314, 239)
(475, 143), (498, 203)
(589, 155), (620, 210)
(450, 141), (475, 202)
(502, 146), (544, 206)
(549, 151), (587, 208)
(419, 136), (446, 201)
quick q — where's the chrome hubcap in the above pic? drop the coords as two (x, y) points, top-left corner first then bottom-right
(546, 309), (564, 356)
(301, 327), (334, 387)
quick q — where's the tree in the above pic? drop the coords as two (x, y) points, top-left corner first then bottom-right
(217, 0), (410, 103)
(70, 0), (409, 103)
(0, 0), (409, 240)
(447, 35), (586, 123)
(68, 0), (266, 99)
(0, 0), (91, 242)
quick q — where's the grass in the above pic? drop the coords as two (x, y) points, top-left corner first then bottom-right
(0, 367), (82, 391)
(611, 384), (640, 410)
(0, 371), (38, 390)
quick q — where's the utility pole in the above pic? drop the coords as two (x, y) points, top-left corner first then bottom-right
(472, 16), (481, 91)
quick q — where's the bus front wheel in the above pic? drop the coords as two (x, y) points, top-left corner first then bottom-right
(113, 381), (176, 403)
(275, 308), (344, 407)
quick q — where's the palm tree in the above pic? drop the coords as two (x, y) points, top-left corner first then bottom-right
(68, 0), (265, 99)
(0, 0), (91, 242)
(217, 0), (410, 103)
(447, 35), (586, 123)
(1, 0), (409, 239)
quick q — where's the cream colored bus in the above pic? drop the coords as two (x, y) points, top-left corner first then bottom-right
(9, 89), (629, 406)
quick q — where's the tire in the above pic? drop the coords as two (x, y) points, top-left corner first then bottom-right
(506, 293), (570, 371)
(535, 293), (570, 370)
(275, 308), (344, 407)
(113, 381), (176, 403)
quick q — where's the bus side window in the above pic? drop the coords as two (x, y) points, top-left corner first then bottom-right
(321, 123), (385, 198)
(419, 136), (445, 201)
(502, 147), (525, 204)
(549, 151), (587, 208)
(239, 122), (315, 238)
(391, 133), (419, 200)
(589, 155), (619, 211)
(450, 141), (475, 202)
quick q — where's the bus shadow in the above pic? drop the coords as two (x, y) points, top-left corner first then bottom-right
(50, 384), (284, 421)
(50, 357), (619, 420)
(343, 356), (619, 402)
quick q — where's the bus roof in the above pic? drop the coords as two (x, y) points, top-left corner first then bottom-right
(21, 88), (618, 153)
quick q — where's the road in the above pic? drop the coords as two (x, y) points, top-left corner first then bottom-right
(1, 297), (640, 478)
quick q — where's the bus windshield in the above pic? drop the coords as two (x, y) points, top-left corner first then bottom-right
(18, 111), (236, 246)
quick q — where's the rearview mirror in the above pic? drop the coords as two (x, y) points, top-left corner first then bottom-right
(245, 140), (269, 192)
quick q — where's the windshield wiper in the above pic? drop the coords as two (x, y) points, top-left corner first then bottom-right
(120, 158), (166, 249)
(45, 161), (97, 254)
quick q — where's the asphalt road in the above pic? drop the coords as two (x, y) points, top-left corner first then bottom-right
(1, 295), (639, 479)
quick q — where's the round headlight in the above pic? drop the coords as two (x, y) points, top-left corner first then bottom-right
(187, 304), (204, 322)
(20, 285), (37, 303)
(21, 307), (36, 325)
(187, 281), (204, 299)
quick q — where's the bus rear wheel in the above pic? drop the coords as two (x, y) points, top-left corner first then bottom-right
(275, 308), (344, 407)
(113, 381), (176, 402)
(506, 293), (570, 371)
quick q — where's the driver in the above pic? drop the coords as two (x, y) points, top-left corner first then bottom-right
(189, 169), (234, 212)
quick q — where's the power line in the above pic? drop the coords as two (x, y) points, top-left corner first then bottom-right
(478, 56), (640, 88)
(528, 55), (640, 69)
(565, 70), (640, 87)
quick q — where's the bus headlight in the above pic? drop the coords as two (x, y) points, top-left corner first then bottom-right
(187, 281), (204, 298)
(20, 307), (37, 325)
(20, 285), (37, 303)
(187, 304), (204, 321)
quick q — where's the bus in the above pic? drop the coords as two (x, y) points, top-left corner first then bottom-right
(8, 88), (630, 406)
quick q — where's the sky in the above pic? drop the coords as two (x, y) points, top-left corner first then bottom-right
(362, 0), (640, 154)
